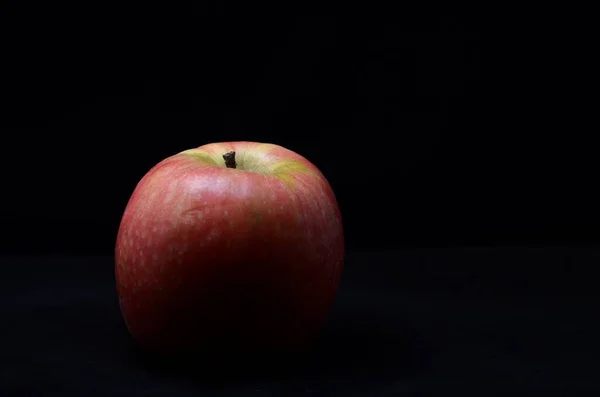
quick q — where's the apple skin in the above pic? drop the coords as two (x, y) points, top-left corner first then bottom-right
(115, 141), (344, 355)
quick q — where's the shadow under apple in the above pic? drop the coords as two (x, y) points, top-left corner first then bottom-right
(130, 310), (436, 389)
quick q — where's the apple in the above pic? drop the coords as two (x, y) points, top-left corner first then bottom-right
(115, 141), (344, 356)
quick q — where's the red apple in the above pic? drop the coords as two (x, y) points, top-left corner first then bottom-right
(115, 141), (344, 355)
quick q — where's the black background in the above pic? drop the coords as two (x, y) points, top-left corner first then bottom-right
(1, 3), (594, 255)
(1, 3), (598, 395)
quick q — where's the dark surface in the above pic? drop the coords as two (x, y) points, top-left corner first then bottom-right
(2, 248), (599, 396)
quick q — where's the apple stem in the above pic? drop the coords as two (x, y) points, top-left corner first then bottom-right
(223, 151), (237, 169)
